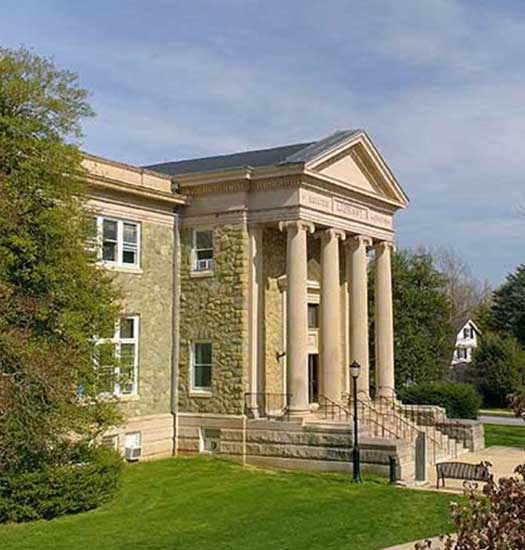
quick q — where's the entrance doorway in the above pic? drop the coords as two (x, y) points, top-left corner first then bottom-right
(308, 354), (319, 404)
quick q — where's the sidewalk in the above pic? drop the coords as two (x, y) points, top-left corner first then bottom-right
(382, 535), (445, 549)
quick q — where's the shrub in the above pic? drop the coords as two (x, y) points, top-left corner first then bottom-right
(0, 447), (123, 523)
(398, 381), (481, 419)
(471, 332), (525, 407)
(418, 464), (525, 549)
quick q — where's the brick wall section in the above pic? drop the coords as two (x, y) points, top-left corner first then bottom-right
(178, 223), (249, 415)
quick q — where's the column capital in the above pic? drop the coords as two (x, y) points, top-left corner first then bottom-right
(278, 220), (315, 235)
(315, 228), (347, 242)
(374, 240), (396, 253)
(345, 234), (373, 250)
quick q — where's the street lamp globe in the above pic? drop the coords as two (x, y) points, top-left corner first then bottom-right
(349, 361), (361, 380)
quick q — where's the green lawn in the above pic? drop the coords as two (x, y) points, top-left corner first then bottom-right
(0, 457), (456, 550)
(485, 423), (525, 448)
(479, 408), (514, 418)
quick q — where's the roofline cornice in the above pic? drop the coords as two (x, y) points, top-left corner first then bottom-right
(85, 174), (188, 206)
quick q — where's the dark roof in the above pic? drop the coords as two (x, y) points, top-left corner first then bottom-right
(144, 129), (362, 177)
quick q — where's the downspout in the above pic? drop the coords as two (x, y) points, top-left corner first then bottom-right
(170, 207), (181, 456)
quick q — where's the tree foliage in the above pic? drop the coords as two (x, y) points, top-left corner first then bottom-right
(370, 248), (456, 389)
(488, 264), (525, 347)
(471, 332), (525, 407)
(0, 47), (120, 473)
(418, 464), (525, 549)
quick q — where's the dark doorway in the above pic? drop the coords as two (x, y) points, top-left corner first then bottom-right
(308, 354), (319, 404)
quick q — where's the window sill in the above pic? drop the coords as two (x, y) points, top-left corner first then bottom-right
(190, 390), (213, 398)
(99, 263), (143, 275)
(190, 270), (214, 279)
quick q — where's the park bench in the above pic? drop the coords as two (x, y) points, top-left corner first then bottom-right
(436, 461), (491, 489)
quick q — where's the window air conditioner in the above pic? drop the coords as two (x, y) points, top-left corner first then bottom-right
(125, 445), (142, 462)
(196, 258), (213, 271)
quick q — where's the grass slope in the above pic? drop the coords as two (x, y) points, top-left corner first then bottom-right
(485, 424), (525, 448)
(0, 457), (455, 550)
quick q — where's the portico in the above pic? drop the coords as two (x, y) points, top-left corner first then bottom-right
(278, 219), (396, 415)
(156, 128), (409, 419)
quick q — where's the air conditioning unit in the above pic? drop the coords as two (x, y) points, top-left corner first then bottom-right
(125, 445), (142, 462)
(201, 428), (221, 454)
(196, 258), (213, 271)
(124, 432), (142, 462)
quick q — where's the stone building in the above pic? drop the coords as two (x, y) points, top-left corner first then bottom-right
(86, 130), (483, 481)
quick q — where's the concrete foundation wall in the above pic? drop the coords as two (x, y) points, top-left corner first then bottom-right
(176, 414), (416, 481)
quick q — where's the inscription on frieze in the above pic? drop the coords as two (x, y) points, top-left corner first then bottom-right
(369, 211), (392, 229)
(303, 190), (332, 211)
(300, 189), (392, 229)
(333, 199), (368, 220)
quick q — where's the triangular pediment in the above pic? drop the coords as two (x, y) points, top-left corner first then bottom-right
(305, 133), (408, 207)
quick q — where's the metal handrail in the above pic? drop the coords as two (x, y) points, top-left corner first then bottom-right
(378, 395), (462, 461)
(318, 394), (403, 441)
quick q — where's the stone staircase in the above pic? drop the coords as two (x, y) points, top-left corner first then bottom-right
(310, 395), (469, 466)
(240, 392), (483, 482)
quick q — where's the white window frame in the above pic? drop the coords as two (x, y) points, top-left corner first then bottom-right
(97, 316), (140, 396)
(191, 341), (213, 393)
(192, 229), (214, 273)
(95, 216), (141, 268)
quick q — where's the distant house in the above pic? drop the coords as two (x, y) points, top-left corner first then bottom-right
(451, 319), (481, 366)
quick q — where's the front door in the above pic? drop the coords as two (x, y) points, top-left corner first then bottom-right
(308, 354), (319, 404)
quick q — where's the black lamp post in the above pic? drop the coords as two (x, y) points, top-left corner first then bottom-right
(349, 361), (362, 483)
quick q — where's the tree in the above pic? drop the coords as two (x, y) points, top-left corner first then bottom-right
(489, 265), (525, 346)
(0, 47), (120, 473)
(431, 246), (492, 322)
(417, 464), (525, 549)
(471, 332), (525, 407)
(369, 248), (456, 389)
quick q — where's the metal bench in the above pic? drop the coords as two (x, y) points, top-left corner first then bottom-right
(436, 461), (491, 489)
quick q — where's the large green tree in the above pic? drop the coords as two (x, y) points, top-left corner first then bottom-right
(0, 47), (120, 472)
(489, 264), (525, 346)
(369, 248), (456, 389)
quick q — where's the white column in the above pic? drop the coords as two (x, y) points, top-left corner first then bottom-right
(375, 241), (395, 399)
(248, 226), (264, 414)
(346, 235), (372, 398)
(279, 220), (314, 415)
(319, 228), (346, 403)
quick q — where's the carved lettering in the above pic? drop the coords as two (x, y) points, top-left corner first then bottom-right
(333, 199), (368, 220)
(302, 190), (332, 211)
(369, 212), (392, 228)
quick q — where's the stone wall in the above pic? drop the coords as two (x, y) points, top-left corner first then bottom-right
(177, 414), (416, 481)
(113, 220), (175, 419)
(178, 223), (249, 415)
(262, 228), (286, 394)
(437, 419), (485, 452)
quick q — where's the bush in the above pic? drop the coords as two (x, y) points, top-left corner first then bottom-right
(0, 447), (123, 523)
(398, 381), (481, 419)
(471, 332), (525, 407)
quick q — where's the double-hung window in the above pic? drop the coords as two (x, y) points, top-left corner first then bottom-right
(192, 342), (212, 391)
(92, 216), (140, 268)
(96, 316), (139, 396)
(192, 230), (213, 272)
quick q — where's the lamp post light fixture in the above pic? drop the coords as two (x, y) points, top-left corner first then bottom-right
(349, 361), (362, 483)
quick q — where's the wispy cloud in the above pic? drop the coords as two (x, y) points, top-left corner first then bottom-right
(1, 0), (524, 282)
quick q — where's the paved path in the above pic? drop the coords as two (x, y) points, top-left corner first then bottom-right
(382, 535), (444, 549)
(479, 415), (524, 426)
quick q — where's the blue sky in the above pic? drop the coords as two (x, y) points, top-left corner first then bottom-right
(2, 0), (524, 284)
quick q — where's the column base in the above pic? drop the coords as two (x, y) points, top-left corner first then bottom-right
(376, 388), (396, 400)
